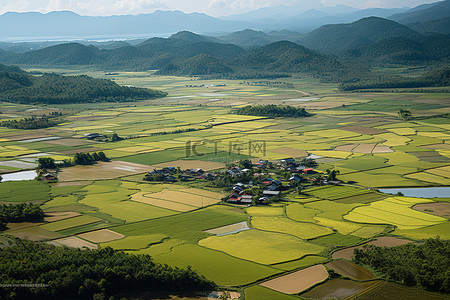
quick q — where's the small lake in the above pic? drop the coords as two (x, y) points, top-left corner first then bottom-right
(380, 187), (450, 198)
(204, 221), (250, 236)
(1, 170), (37, 182)
(19, 136), (61, 143)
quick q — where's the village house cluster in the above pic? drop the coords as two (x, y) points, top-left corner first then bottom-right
(144, 157), (340, 206)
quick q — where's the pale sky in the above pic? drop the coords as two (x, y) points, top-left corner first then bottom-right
(0, 0), (439, 16)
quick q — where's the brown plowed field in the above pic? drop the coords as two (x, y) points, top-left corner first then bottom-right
(260, 264), (328, 294)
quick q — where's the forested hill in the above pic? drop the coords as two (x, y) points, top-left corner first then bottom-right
(156, 54), (233, 76)
(0, 64), (167, 104)
(300, 16), (420, 54)
(343, 34), (450, 64)
(231, 41), (367, 81)
(339, 67), (450, 91)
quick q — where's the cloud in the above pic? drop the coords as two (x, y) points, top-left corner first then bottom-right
(208, 0), (299, 11)
(0, 0), (438, 16)
(0, 0), (34, 13)
(0, 0), (168, 16)
(113, 0), (168, 12)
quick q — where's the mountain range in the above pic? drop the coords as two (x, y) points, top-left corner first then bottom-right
(1, 0), (449, 40)
(1, 15), (448, 83)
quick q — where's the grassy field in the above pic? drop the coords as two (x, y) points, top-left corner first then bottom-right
(151, 244), (282, 286)
(198, 230), (325, 264)
(39, 215), (102, 232)
(251, 217), (333, 239)
(0, 181), (50, 203)
(344, 197), (447, 229)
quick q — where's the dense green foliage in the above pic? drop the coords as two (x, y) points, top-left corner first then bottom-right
(231, 41), (366, 82)
(0, 114), (62, 129)
(0, 64), (167, 104)
(353, 238), (450, 293)
(156, 54), (233, 76)
(301, 17), (419, 54)
(0, 116), (59, 129)
(73, 152), (108, 165)
(233, 104), (311, 118)
(0, 237), (215, 299)
(37, 157), (57, 169)
(0, 203), (44, 230)
(345, 35), (450, 64)
(408, 17), (450, 34)
(339, 67), (450, 91)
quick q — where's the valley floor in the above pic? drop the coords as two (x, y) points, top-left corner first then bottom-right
(0, 71), (449, 299)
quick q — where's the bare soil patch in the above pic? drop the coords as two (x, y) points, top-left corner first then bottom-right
(47, 138), (90, 147)
(341, 126), (387, 135)
(335, 144), (358, 152)
(260, 264), (328, 294)
(354, 144), (376, 154)
(371, 145), (393, 153)
(77, 229), (125, 243)
(58, 161), (151, 181)
(270, 147), (308, 158)
(48, 236), (98, 249)
(152, 160), (225, 171)
(332, 237), (413, 259)
(44, 211), (81, 222)
(413, 202), (450, 218)
(326, 260), (376, 281)
(335, 144), (377, 154)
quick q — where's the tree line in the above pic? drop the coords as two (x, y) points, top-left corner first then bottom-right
(0, 112), (63, 129)
(233, 104), (311, 118)
(353, 238), (449, 293)
(0, 237), (215, 300)
(37, 152), (109, 170)
(0, 203), (44, 230)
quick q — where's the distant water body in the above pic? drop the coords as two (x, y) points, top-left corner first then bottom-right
(380, 187), (450, 198)
(0, 32), (173, 43)
(1, 170), (37, 182)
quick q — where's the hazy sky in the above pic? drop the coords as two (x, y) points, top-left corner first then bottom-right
(0, 0), (439, 16)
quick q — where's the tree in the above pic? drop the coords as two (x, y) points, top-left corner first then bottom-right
(111, 133), (123, 142)
(239, 159), (253, 169)
(326, 169), (340, 181)
(398, 109), (412, 120)
(37, 157), (56, 169)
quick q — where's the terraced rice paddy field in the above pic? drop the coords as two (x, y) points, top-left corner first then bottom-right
(0, 71), (449, 298)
